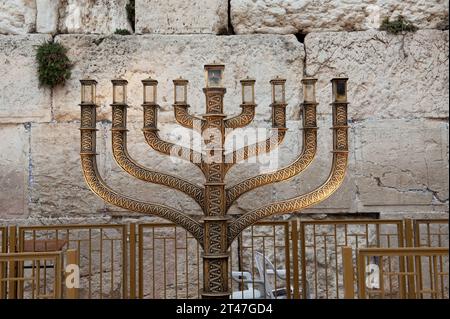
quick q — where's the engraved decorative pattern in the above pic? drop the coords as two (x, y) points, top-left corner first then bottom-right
(174, 105), (205, 129)
(208, 223), (222, 253)
(226, 129), (317, 207)
(81, 155), (203, 242)
(207, 95), (222, 113)
(143, 130), (203, 168)
(225, 129), (286, 171)
(207, 186), (222, 216)
(228, 152), (348, 243)
(208, 260), (223, 292)
(224, 105), (255, 129)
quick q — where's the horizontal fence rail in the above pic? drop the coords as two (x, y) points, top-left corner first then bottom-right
(0, 218), (448, 299)
(356, 247), (449, 299)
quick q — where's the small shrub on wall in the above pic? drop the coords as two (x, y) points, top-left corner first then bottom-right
(36, 41), (72, 88)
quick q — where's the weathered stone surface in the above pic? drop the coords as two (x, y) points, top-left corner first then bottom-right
(29, 122), (107, 217)
(0, 34), (52, 123)
(136, 0), (228, 34)
(231, 0), (449, 34)
(36, 0), (59, 34)
(53, 34), (304, 122)
(0, 124), (29, 218)
(0, 0), (36, 35)
(305, 30), (449, 120)
(355, 119), (449, 212)
(58, 0), (132, 34)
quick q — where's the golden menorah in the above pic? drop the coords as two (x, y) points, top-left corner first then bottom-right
(79, 64), (349, 298)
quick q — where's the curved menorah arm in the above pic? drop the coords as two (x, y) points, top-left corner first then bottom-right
(227, 102), (349, 244)
(142, 104), (203, 170)
(174, 104), (205, 130)
(111, 104), (205, 209)
(224, 104), (256, 129)
(225, 102), (318, 209)
(224, 102), (287, 172)
(224, 128), (287, 173)
(79, 104), (203, 242)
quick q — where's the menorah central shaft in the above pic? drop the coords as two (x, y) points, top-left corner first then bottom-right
(201, 87), (230, 298)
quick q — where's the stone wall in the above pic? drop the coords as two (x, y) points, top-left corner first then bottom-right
(0, 0), (448, 225)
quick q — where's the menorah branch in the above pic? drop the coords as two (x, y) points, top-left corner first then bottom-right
(225, 102), (318, 208)
(224, 104), (256, 129)
(111, 103), (205, 209)
(142, 104), (203, 170)
(227, 100), (349, 244)
(79, 103), (203, 242)
(174, 104), (205, 129)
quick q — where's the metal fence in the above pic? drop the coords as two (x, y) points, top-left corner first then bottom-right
(298, 219), (405, 299)
(354, 247), (449, 299)
(0, 218), (448, 299)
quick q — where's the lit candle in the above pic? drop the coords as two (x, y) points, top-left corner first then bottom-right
(111, 78), (128, 104)
(204, 64), (224, 88)
(142, 77), (158, 104)
(331, 77), (348, 102)
(270, 76), (286, 104)
(80, 77), (97, 104)
(301, 78), (317, 103)
(173, 77), (188, 104)
(241, 77), (255, 104)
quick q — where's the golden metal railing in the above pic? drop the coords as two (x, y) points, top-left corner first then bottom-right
(0, 251), (63, 299)
(0, 218), (448, 299)
(413, 219), (449, 248)
(133, 221), (291, 299)
(17, 224), (128, 299)
(352, 247), (449, 299)
(298, 219), (405, 299)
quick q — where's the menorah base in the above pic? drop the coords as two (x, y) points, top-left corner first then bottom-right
(201, 291), (231, 299)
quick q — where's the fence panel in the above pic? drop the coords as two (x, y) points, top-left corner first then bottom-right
(299, 219), (404, 299)
(17, 224), (127, 299)
(357, 247), (449, 299)
(0, 251), (63, 299)
(136, 221), (291, 299)
(413, 219), (449, 248)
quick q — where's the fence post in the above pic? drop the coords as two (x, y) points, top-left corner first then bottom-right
(7, 226), (17, 299)
(342, 246), (355, 299)
(65, 249), (79, 299)
(404, 219), (416, 298)
(291, 220), (300, 299)
(129, 223), (136, 299)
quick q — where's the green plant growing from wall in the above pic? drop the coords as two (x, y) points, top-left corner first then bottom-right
(36, 41), (72, 88)
(126, 0), (135, 32)
(114, 28), (131, 35)
(380, 16), (417, 34)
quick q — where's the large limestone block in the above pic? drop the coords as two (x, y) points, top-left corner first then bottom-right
(0, 0), (36, 34)
(0, 124), (29, 218)
(0, 34), (52, 123)
(53, 34), (304, 123)
(36, 0), (59, 34)
(136, 0), (228, 34)
(29, 122), (107, 217)
(305, 30), (449, 120)
(58, 0), (132, 34)
(231, 0), (449, 34)
(354, 119), (449, 212)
